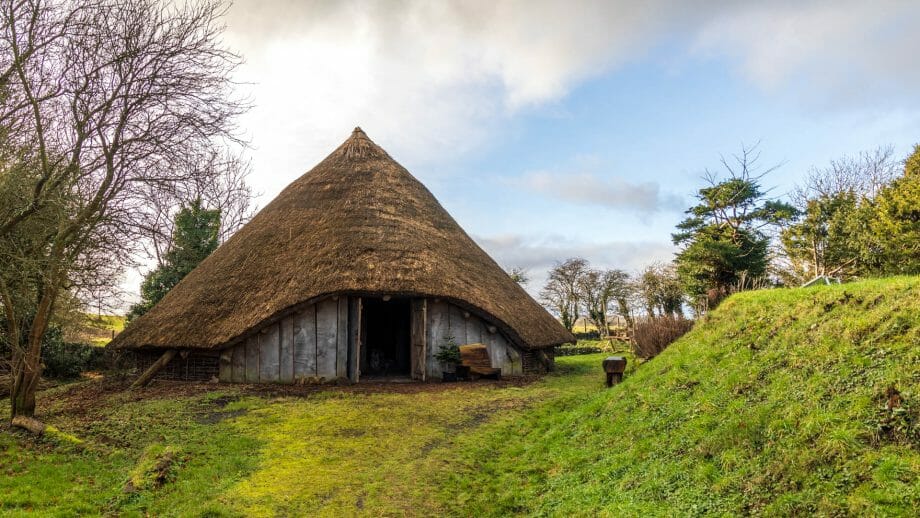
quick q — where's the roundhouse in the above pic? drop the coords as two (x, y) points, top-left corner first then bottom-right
(111, 128), (574, 383)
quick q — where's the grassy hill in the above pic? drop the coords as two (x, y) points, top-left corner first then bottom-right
(443, 277), (920, 515)
(70, 314), (126, 347)
(1, 277), (918, 516)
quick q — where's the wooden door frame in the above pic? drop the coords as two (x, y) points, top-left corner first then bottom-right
(410, 298), (427, 381)
(348, 297), (362, 382)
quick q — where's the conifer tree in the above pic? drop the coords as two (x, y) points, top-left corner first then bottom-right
(127, 200), (220, 322)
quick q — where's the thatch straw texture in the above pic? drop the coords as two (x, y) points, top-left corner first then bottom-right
(112, 128), (574, 351)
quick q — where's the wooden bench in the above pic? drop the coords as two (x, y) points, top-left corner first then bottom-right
(459, 343), (501, 380)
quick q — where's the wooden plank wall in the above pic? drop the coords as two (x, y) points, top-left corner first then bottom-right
(223, 296), (344, 383)
(294, 304), (316, 378)
(425, 300), (523, 377)
(426, 299), (450, 376)
(219, 296), (524, 384)
(259, 323), (280, 381)
(279, 315), (294, 383)
(315, 298), (338, 379)
(336, 297), (348, 378)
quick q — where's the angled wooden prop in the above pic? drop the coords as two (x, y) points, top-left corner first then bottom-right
(130, 349), (178, 389)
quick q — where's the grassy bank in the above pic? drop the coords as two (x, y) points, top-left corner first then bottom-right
(441, 277), (920, 516)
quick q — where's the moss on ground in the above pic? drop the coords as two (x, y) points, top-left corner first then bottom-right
(1, 277), (919, 516)
(0, 356), (621, 516)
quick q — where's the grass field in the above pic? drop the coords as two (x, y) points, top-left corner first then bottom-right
(0, 354), (633, 516)
(66, 314), (126, 347)
(2, 277), (919, 516)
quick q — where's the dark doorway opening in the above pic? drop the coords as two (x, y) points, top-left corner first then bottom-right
(361, 297), (411, 378)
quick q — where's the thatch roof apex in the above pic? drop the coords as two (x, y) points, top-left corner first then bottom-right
(112, 128), (574, 351)
(332, 126), (388, 161)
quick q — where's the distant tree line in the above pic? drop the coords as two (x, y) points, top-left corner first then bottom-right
(539, 258), (683, 335)
(539, 142), (920, 336)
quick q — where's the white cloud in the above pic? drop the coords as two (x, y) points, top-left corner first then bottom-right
(223, 0), (920, 202)
(693, 1), (920, 108)
(222, 0), (710, 197)
(474, 233), (675, 296)
(515, 170), (683, 212)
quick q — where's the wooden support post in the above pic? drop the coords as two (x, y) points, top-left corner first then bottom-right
(130, 349), (178, 389)
(411, 298), (427, 381)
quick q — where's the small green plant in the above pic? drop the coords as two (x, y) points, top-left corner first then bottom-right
(871, 385), (919, 447)
(434, 335), (461, 367)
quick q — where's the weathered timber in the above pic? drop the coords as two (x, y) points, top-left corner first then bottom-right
(231, 343), (246, 383)
(448, 303), (467, 345)
(294, 306), (317, 378)
(411, 298), (427, 380)
(11, 415), (46, 435)
(348, 297), (362, 382)
(260, 322), (281, 382)
(465, 312), (482, 345)
(315, 298), (338, 379)
(219, 350), (232, 382)
(279, 315), (295, 383)
(245, 336), (259, 382)
(336, 297), (348, 378)
(426, 299), (449, 376)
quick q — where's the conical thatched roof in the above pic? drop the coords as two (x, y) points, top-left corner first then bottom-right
(113, 128), (574, 351)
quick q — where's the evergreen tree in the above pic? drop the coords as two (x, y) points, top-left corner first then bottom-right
(866, 145), (920, 274)
(127, 200), (220, 322)
(780, 191), (861, 280)
(673, 158), (796, 303)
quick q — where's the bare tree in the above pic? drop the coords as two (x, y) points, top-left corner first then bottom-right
(792, 146), (899, 206)
(540, 258), (587, 332)
(604, 269), (636, 330)
(637, 262), (684, 318)
(0, 0), (247, 421)
(506, 266), (530, 287)
(130, 149), (255, 267)
(576, 269), (605, 335)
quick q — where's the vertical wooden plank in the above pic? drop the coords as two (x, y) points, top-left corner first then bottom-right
(491, 332), (509, 375)
(411, 298), (427, 380)
(336, 297), (348, 378)
(465, 311), (482, 344)
(260, 323), (281, 382)
(348, 297), (362, 382)
(231, 343), (245, 383)
(426, 299), (448, 376)
(219, 349), (232, 382)
(315, 298), (338, 379)
(245, 335), (260, 382)
(448, 304), (467, 345)
(279, 315), (295, 383)
(294, 306), (317, 379)
(507, 344), (523, 375)
(485, 331), (522, 376)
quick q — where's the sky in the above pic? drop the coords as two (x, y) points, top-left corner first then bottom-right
(123, 0), (920, 300)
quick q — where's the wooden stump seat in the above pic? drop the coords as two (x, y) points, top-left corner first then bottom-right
(459, 343), (501, 380)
